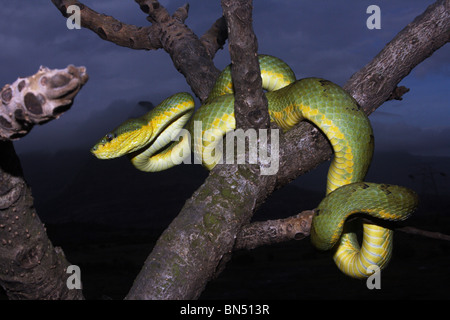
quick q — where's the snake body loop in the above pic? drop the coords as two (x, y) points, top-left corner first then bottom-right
(91, 55), (418, 279)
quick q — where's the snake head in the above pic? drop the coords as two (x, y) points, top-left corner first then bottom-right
(91, 118), (152, 159)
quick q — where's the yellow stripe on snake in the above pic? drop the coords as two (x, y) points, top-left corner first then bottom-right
(91, 55), (418, 279)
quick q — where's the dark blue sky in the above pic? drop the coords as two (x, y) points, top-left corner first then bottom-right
(1, 0), (448, 157)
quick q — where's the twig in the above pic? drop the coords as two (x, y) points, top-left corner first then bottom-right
(397, 226), (450, 241)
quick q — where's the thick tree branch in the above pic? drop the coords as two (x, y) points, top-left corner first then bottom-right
(135, 0), (221, 101)
(0, 73), (88, 299)
(0, 65), (88, 141)
(0, 62), (87, 298)
(125, 0), (276, 300)
(51, 0), (161, 50)
(0, 142), (84, 299)
(221, 0), (270, 130)
(200, 17), (228, 59)
(343, 0), (450, 115)
(274, 0), (450, 188)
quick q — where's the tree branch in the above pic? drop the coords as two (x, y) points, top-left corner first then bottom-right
(50, 0), (229, 101)
(0, 141), (84, 299)
(274, 0), (450, 188)
(343, 0), (450, 115)
(135, 0), (221, 101)
(234, 210), (313, 250)
(0, 62), (88, 298)
(200, 17), (228, 59)
(125, 0), (277, 300)
(397, 226), (450, 241)
(221, 0), (270, 130)
(51, 0), (161, 50)
(0, 65), (88, 140)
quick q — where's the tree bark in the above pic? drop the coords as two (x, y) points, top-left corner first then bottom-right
(51, 0), (162, 50)
(221, 0), (270, 130)
(234, 211), (314, 250)
(343, 0), (450, 115)
(134, 0), (222, 102)
(0, 65), (88, 140)
(0, 65), (87, 299)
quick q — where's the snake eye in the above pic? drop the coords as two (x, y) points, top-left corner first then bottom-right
(105, 133), (115, 142)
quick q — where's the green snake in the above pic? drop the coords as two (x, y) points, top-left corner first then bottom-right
(91, 55), (418, 279)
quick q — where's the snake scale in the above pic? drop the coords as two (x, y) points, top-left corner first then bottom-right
(91, 55), (418, 279)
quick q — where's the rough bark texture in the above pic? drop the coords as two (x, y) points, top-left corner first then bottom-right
(200, 17), (228, 59)
(51, 0), (162, 50)
(234, 211), (314, 250)
(0, 64), (87, 299)
(0, 142), (84, 299)
(125, 0), (278, 300)
(221, 0), (270, 130)
(0, 65), (88, 140)
(135, 0), (222, 102)
(343, 0), (450, 115)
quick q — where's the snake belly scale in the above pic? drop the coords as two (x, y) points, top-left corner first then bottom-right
(91, 55), (418, 279)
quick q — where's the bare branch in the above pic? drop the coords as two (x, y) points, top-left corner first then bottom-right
(172, 3), (190, 23)
(275, 0), (450, 188)
(221, 0), (270, 130)
(51, 0), (161, 50)
(397, 226), (450, 241)
(0, 65), (88, 141)
(344, 0), (450, 115)
(234, 211), (314, 250)
(135, 0), (221, 101)
(125, 0), (278, 300)
(200, 17), (228, 59)
(51, 0), (225, 101)
(0, 141), (84, 300)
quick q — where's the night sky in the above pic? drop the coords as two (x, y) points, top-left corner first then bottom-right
(1, 0), (448, 157)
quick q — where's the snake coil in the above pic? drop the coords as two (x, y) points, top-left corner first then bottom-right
(91, 55), (418, 279)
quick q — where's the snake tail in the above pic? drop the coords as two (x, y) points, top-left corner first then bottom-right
(310, 182), (418, 279)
